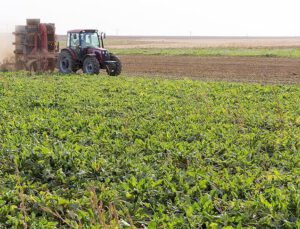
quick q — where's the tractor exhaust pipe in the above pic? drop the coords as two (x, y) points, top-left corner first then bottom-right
(100, 32), (106, 48)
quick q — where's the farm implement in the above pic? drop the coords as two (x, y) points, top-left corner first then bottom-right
(0, 19), (122, 75)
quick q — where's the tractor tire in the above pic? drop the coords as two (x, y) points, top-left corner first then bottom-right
(107, 53), (122, 76)
(83, 56), (100, 75)
(58, 51), (76, 74)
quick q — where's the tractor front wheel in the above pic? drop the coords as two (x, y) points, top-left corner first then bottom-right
(107, 54), (122, 76)
(83, 56), (100, 75)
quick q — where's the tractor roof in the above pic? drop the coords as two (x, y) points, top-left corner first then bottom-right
(67, 29), (98, 33)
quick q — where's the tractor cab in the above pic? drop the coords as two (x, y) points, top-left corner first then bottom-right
(66, 30), (107, 60)
(58, 29), (122, 75)
(67, 30), (104, 49)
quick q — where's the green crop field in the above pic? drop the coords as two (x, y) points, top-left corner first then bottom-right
(0, 73), (299, 228)
(111, 48), (300, 58)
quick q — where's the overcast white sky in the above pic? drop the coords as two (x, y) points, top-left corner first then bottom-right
(0, 0), (299, 36)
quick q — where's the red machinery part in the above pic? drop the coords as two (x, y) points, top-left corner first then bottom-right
(39, 23), (48, 54)
(13, 19), (57, 72)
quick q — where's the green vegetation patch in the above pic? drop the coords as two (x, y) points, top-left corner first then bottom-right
(0, 73), (299, 228)
(112, 48), (300, 58)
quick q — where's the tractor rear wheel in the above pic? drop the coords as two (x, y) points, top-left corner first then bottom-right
(83, 56), (100, 75)
(107, 53), (122, 76)
(58, 51), (76, 74)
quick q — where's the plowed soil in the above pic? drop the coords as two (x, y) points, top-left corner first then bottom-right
(120, 55), (300, 84)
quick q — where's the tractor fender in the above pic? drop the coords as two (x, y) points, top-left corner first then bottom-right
(60, 48), (77, 60)
(85, 53), (96, 57)
(83, 53), (98, 62)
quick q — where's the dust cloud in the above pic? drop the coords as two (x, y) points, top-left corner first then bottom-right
(0, 33), (14, 63)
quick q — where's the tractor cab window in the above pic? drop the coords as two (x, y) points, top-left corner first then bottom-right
(80, 32), (100, 48)
(70, 33), (80, 48)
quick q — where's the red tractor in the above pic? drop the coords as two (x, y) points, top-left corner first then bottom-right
(58, 30), (122, 76)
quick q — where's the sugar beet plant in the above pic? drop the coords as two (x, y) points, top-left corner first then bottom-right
(0, 72), (299, 228)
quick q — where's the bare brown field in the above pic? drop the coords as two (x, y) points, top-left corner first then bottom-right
(106, 36), (300, 49)
(105, 36), (300, 84)
(120, 55), (300, 84)
(2, 34), (300, 83)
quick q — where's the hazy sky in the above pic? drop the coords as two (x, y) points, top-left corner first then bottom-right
(0, 0), (299, 36)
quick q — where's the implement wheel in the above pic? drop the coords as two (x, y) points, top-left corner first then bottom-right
(47, 59), (56, 72)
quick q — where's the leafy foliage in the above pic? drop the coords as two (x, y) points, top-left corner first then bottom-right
(0, 73), (299, 228)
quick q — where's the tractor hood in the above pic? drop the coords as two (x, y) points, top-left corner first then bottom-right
(86, 47), (110, 61)
(87, 47), (108, 55)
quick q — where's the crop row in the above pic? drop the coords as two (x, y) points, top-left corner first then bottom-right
(0, 73), (299, 228)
